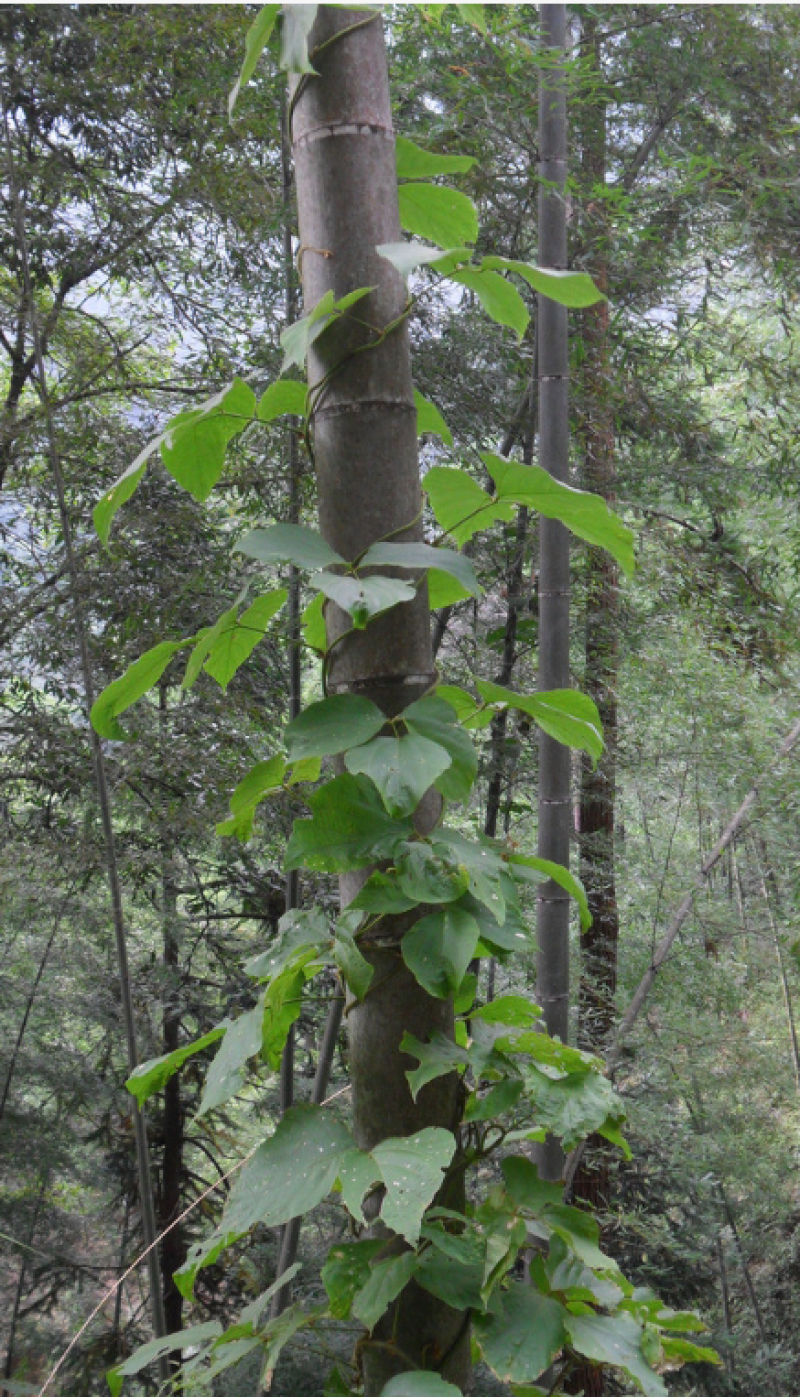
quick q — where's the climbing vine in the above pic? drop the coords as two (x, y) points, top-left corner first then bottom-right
(92, 8), (719, 1396)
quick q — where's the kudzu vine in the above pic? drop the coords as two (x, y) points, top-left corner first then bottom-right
(91, 7), (719, 1397)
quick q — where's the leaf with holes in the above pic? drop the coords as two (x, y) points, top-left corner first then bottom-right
(373, 1128), (456, 1243)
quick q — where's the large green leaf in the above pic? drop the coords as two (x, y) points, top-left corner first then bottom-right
(161, 379), (256, 501)
(183, 600), (241, 690)
(401, 1030), (470, 1101)
(396, 135), (476, 179)
(519, 1069), (626, 1155)
(427, 569), (473, 607)
(484, 453), (635, 576)
(402, 695), (478, 802)
(373, 1128), (456, 1243)
(358, 541), (481, 597)
(481, 257), (605, 308)
(258, 378), (308, 421)
(108, 1323), (223, 1396)
(377, 241), (470, 278)
(564, 1313), (667, 1397)
(286, 773), (412, 872)
(352, 1251), (419, 1330)
(197, 998), (265, 1116)
(424, 465), (514, 545)
(228, 4), (280, 117)
(90, 640), (189, 740)
(125, 1028), (225, 1107)
(281, 286), (373, 370)
(402, 906), (480, 998)
(286, 694), (386, 761)
(94, 434), (161, 545)
(280, 3), (318, 74)
(395, 841), (470, 905)
(344, 732), (453, 818)
(337, 1148), (381, 1223)
(381, 1376), (462, 1397)
(416, 1246), (485, 1310)
(322, 1239), (386, 1319)
(475, 678), (604, 764)
(415, 388), (453, 445)
(237, 521), (343, 571)
(203, 589), (287, 690)
(216, 754), (287, 840)
(332, 924), (373, 1000)
(245, 906), (331, 981)
(262, 963), (312, 1069)
(475, 1285), (568, 1384)
(435, 683), (494, 730)
(508, 854), (591, 931)
(450, 267), (529, 340)
(398, 183), (478, 248)
(313, 571), (416, 628)
(223, 1104), (353, 1234)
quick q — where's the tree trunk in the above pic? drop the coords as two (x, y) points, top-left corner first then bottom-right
(290, 10), (469, 1392)
(536, 1), (571, 1185)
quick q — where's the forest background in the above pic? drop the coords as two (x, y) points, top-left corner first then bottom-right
(1, 4), (800, 1396)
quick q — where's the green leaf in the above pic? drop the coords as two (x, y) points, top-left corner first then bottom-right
(415, 389), (453, 445)
(258, 378), (308, 421)
(286, 693), (386, 762)
(435, 683), (494, 729)
(475, 678), (604, 764)
(373, 1127), (456, 1243)
(456, 3), (489, 31)
(216, 754), (287, 841)
(425, 465), (514, 545)
(402, 907), (480, 998)
(401, 1030), (470, 1101)
(427, 568), (473, 607)
(109, 1323), (223, 1391)
(337, 1148), (381, 1222)
(286, 773), (412, 872)
(395, 841), (470, 905)
(522, 1069), (626, 1155)
(229, 4), (280, 117)
(434, 828), (506, 918)
(263, 963), (311, 1068)
(352, 1251), (419, 1330)
(325, 1365), (359, 1397)
(245, 906), (330, 980)
(350, 871), (419, 916)
(475, 1286), (568, 1384)
(416, 1246), (485, 1310)
(161, 379), (257, 502)
(396, 135), (476, 179)
(403, 695), (478, 802)
(90, 640), (189, 740)
(483, 453), (635, 576)
(280, 3), (318, 73)
(359, 541), (481, 597)
(197, 998), (265, 1116)
(377, 241), (470, 278)
(301, 591), (327, 652)
(501, 1157), (564, 1215)
(508, 854), (591, 931)
(450, 267), (529, 340)
(482, 257), (605, 308)
(345, 732), (453, 819)
(313, 570), (416, 628)
(472, 996), (541, 1028)
(564, 1312), (667, 1397)
(659, 1335), (721, 1366)
(398, 183), (478, 249)
(183, 601), (241, 690)
(203, 589), (287, 690)
(223, 1103), (353, 1234)
(464, 1077), (524, 1122)
(94, 434), (160, 546)
(280, 286), (373, 370)
(126, 1028), (225, 1107)
(322, 1239), (387, 1319)
(237, 521), (343, 571)
(381, 1376), (462, 1397)
(332, 924), (373, 1000)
